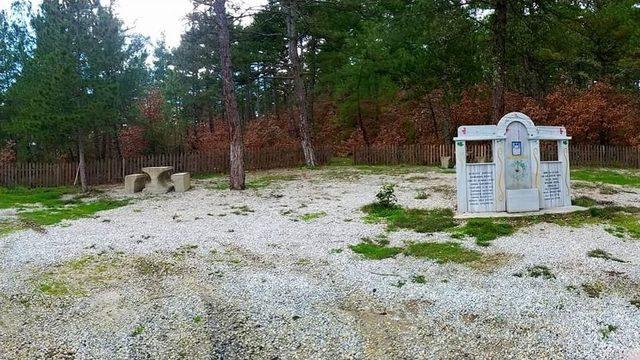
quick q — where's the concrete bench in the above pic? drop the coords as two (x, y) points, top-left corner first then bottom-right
(142, 166), (174, 194)
(171, 172), (191, 193)
(125, 174), (149, 194)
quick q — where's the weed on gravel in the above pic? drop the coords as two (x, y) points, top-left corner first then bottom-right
(415, 190), (430, 199)
(514, 265), (556, 280)
(299, 211), (327, 221)
(582, 282), (605, 298)
(588, 249), (626, 263)
(412, 275), (426, 284)
(599, 324), (618, 339)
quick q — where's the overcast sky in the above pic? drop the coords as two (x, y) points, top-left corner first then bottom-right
(0, 0), (268, 48)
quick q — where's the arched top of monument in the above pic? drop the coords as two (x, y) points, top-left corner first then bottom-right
(453, 112), (570, 141)
(496, 112), (538, 138)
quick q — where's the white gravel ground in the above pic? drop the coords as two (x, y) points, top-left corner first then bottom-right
(1, 166), (639, 359)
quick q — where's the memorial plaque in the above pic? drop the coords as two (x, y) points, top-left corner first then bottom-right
(467, 164), (495, 213)
(541, 162), (563, 208)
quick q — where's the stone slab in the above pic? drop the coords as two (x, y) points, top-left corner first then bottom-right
(125, 174), (148, 194)
(507, 189), (540, 213)
(455, 206), (587, 219)
(171, 172), (191, 193)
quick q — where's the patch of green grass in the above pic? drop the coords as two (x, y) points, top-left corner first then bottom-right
(322, 162), (429, 177)
(193, 315), (203, 323)
(134, 257), (175, 276)
(206, 182), (230, 190)
(326, 157), (353, 166)
(191, 172), (224, 180)
(599, 324), (618, 339)
(299, 211), (327, 221)
(132, 324), (145, 336)
(518, 265), (555, 280)
(0, 186), (79, 209)
(295, 258), (311, 265)
(573, 196), (598, 208)
(412, 275), (426, 284)
(404, 242), (481, 263)
(608, 213), (640, 238)
(572, 169), (640, 187)
(415, 190), (430, 200)
(350, 241), (403, 260)
(205, 174), (299, 190)
(0, 221), (23, 237)
(247, 174), (298, 189)
(231, 205), (254, 215)
(452, 218), (514, 246)
(587, 249), (625, 263)
(172, 244), (198, 260)
(38, 279), (72, 296)
(19, 199), (129, 226)
(362, 204), (457, 233)
(582, 282), (605, 298)
(66, 255), (96, 270)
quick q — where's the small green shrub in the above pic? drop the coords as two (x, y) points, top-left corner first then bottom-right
(376, 184), (397, 208)
(132, 324), (145, 336)
(599, 324), (618, 339)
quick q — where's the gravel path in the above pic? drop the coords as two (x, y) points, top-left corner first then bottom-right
(1, 167), (639, 359)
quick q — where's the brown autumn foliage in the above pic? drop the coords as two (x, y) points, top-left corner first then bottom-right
(116, 82), (640, 158)
(119, 126), (148, 158)
(0, 140), (16, 164)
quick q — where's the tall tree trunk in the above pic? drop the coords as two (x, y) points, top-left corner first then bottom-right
(491, 0), (508, 123)
(214, 0), (245, 190)
(77, 135), (88, 192)
(285, 0), (317, 167)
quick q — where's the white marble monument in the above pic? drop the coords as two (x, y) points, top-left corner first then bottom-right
(454, 112), (575, 216)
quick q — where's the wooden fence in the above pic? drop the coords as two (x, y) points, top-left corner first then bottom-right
(353, 143), (640, 168)
(0, 146), (332, 187)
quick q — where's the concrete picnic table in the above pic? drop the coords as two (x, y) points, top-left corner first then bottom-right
(142, 166), (174, 194)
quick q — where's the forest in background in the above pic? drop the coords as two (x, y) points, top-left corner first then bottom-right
(1, 0), (639, 164)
